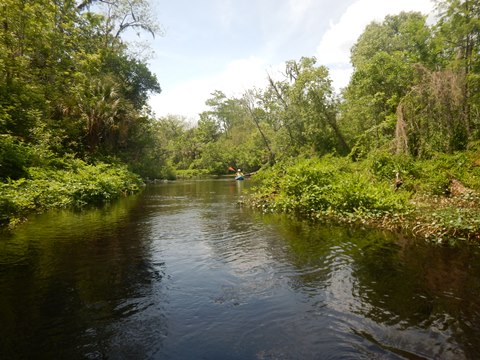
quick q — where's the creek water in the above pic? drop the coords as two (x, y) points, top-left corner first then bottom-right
(1, 179), (480, 359)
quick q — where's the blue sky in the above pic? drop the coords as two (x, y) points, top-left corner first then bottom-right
(145, 0), (434, 120)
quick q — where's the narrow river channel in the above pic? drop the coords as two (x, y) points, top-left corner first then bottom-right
(1, 179), (480, 359)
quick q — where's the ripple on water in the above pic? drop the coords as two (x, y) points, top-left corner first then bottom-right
(2, 180), (479, 359)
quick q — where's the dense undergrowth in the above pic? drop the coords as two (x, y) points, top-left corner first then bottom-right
(0, 158), (143, 228)
(249, 150), (480, 245)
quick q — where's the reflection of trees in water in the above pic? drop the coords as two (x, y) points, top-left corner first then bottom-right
(242, 214), (480, 359)
(255, 216), (358, 290)
(0, 194), (168, 359)
(345, 233), (480, 359)
(164, 181), (480, 359)
(5, 180), (472, 359)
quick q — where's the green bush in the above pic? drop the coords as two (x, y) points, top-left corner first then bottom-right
(250, 152), (480, 243)
(365, 150), (415, 181)
(0, 159), (143, 227)
(410, 151), (480, 195)
(175, 168), (210, 179)
(0, 135), (31, 180)
(251, 156), (411, 219)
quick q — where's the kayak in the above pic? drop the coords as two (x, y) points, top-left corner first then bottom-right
(235, 175), (244, 181)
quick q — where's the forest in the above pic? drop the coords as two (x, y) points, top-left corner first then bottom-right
(1, 0), (480, 243)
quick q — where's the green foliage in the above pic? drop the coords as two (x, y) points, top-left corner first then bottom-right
(365, 150), (414, 181)
(428, 206), (480, 244)
(0, 135), (31, 180)
(351, 12), (433, 68)
(0, 159), (143, 227)
(0, 0), (164, 178)
(190, 141), (231, 174)
(397, 67), (468, 157)
(342, 12), (434, 154)
(251, 157), (411, 219)
(175, 168), (210, 179)
(410, 151), (480, 195)
(262, 57), (348, 156)
(249, 150), (480, 243)
(101, 51), (161, 110)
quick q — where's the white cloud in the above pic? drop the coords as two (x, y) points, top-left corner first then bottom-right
(287, 0), (314, 24)
(329, 66), (354, 91)
(150, 56), (272, 120)
(214, 0), (235, 29)
(150, 0), (436, 118)
(316, 0), (434, 91)
(149, 79), (210, 121)
(218, 57), (270, 93)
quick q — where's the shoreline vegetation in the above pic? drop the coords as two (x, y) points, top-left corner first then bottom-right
(3, 1), (480, 248)
(2, 150), (480, 247)
(247, 151), (480, 246)
(0, 159), (143, 228)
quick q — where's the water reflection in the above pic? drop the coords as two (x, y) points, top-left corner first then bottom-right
(1, 180), (480, 359)
(256, 215), (480, 359)
(0, 196), (168, 359)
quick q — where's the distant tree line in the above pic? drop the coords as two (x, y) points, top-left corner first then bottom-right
(2, 0), (479, 180)
(157, 0), (480, 175)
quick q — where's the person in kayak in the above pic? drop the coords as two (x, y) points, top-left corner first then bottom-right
(236, 169), (244, 178)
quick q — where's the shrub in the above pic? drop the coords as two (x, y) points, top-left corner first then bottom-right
(0, 160), (143, 227)
(250, 156), (411, 219)
(411, 152), (480, 195)
(0, 135), (31, 180)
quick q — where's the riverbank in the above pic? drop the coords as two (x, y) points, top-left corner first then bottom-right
(0, 159), (143, 228)
(248, 151), (480, 246)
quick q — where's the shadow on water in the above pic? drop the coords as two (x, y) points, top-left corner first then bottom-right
(0, 195), (168, 359)
(254, 216), (480, 359)
(1, 179), (480, 359)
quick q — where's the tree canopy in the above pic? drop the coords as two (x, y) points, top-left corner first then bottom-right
(0, 0), (164, 179)
(164, 1), (480, 173)
(2, 0), (480, 180)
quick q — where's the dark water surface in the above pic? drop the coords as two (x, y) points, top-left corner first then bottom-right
(1, 179), (480, 359)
